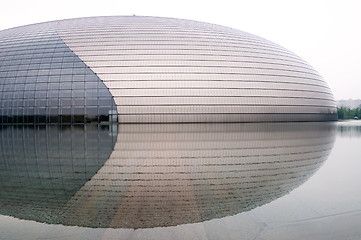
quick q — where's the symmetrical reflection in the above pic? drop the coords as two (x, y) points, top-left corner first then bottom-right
(337, 121), (361, 137)
(0, 125), (116, 224)
(0, 123), (336, 228)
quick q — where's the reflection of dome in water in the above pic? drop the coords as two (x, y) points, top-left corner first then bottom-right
(0, 125), (117, 223)
(0, 123), (336, 228)
(0, 16), (337, 123)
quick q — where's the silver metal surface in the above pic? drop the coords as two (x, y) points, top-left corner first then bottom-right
(57, 16), (337, 122)
(0, 16), (337, 123)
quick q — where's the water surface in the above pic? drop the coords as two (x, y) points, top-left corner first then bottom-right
(0, 121), (360, 239)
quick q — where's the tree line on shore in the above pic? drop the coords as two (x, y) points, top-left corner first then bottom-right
(338, 107), (361, 120)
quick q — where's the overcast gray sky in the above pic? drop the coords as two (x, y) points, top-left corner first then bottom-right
(0, 0), (360, 100)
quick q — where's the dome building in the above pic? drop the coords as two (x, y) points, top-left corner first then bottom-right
(0, 16), (337, 123)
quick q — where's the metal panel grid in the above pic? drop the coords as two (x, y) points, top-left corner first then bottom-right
(0, 22), (116, 124)
(57, 16), (337, 123)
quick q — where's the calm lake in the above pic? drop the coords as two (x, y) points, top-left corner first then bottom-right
(0, 121), (360, 240)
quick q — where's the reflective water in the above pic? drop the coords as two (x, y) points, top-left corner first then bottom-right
(0, 121), (360, 239)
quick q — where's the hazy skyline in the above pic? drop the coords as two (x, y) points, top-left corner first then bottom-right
(1, 0), (360, 100)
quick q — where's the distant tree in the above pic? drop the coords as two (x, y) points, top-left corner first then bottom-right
(337, 107), (361, 120)
(338, 108), (344, 119)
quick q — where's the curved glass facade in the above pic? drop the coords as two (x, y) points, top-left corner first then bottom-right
(0, 21), (117, 124)
(0, 16), (337, 123)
